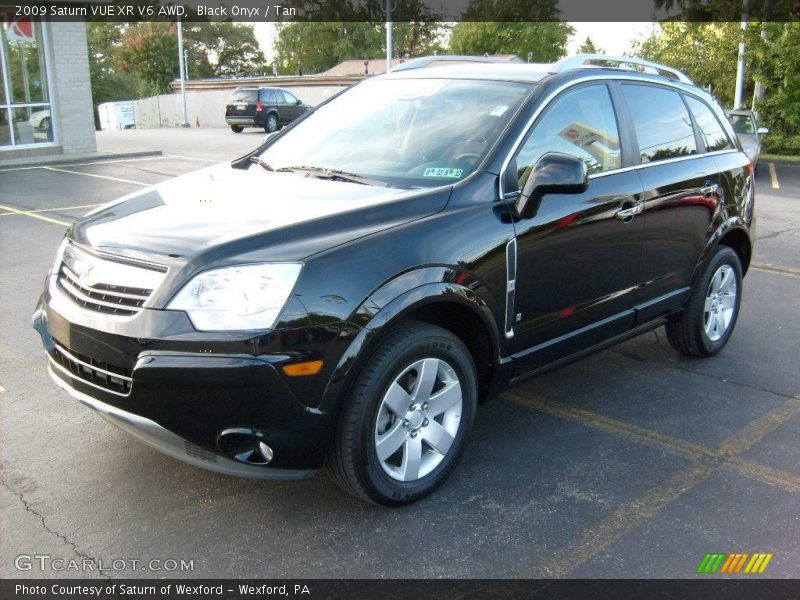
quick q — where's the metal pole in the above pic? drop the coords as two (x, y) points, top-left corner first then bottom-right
(177, 15), (189, 127)
(385, 0), (392, 71)
(734, 1), (750, 109)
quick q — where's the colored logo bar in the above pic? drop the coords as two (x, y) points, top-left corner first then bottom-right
(696, 553), (773, 574)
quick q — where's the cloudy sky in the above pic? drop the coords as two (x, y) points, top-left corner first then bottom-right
(253, 22), (658, 64)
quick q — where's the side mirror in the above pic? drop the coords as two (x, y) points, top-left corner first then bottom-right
(263, 131), (278, 144)
(757, 126), (769, 136)
(296, 98), (303, 105)
(514, 153), (589, 219)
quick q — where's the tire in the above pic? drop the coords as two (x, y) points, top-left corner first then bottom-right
(666, 245), (743, 357)
(230, 125), (243, 133)
(326, 320), (477, 506)
(264, 113), (279, 133)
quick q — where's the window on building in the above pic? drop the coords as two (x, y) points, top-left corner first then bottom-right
(621, 84), (697, 163)
(1, 17), (53, 147)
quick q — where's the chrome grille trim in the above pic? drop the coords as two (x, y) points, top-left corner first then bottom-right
(49, 342), (133, 397)
(55, 242), (167, 317)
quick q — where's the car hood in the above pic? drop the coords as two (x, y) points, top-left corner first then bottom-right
(70, 163), (449, 265)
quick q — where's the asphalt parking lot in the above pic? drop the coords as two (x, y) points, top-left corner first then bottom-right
(1, 128), (799, 579)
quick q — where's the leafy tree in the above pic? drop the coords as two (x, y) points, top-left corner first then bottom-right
(631, 22), (742, 107)
(449, 22), (574, 62)
(577, 37), (603, 54)
(111, 22), (266, 94)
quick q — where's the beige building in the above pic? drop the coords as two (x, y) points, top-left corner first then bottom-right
(1, 18), (96, 160)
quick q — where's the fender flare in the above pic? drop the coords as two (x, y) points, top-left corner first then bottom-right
(694, 217), (753, 282)
(318, 270), (502, 414)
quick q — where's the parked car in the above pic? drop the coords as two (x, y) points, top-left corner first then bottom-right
(35, 55), (754, 505)
(225, 86), (310, 133)
(725, 109), (768, 166)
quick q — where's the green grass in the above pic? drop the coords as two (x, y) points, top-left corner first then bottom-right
(761, 153), (800, 163)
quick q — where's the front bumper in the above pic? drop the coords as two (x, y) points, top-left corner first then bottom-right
(33, 287), (345, 477)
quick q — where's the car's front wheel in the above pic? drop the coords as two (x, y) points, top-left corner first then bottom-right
(666, 245), (743, 357)
(327, 321), (477, 505)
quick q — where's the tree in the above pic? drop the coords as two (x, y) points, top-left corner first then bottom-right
(630, 22), (742, 107)
(577, 37), (603, 55)
(274, 21), (448, 74)
(111, 22), (267, 95)
(449, 22), (574, 62)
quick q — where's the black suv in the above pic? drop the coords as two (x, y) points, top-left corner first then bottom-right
(225, 86), (309, 133)
(34, 55), (754, 505)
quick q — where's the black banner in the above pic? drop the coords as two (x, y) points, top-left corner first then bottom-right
(5, 0), (800, 23)
(2, 579), (800, 600)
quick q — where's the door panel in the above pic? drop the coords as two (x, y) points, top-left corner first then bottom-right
(511, 171), (644, 370)
(634, 156), (721, 321)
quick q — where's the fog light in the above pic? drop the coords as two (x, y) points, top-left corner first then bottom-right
(218, 429), (274, 465)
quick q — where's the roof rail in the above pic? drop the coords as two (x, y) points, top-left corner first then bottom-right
(389, 55), (511, 73)
(549, 54), (693, 85)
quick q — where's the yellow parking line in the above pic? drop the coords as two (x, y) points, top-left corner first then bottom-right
(43, 166), (149, 186)
(751, 262), (800, 277)
(768, 162), (780, 189)
(0, 203), (99, 216)
(0, 203), (69, 226)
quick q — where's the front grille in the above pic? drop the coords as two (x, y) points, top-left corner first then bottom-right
(55, 242), (166, 317)
(49, 343), (133, 396)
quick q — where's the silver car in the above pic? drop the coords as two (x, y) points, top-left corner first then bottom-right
(725, 109), (768, 166)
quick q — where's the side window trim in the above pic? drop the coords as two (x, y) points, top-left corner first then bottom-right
(683, 94), (736, 152)
(680, 93), (707, 154)
(506, 82), (622, 195)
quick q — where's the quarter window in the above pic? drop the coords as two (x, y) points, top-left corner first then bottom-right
(621, 84), (697, 163)
(685, 96), (732, 152)
(513, 84), (621, 188)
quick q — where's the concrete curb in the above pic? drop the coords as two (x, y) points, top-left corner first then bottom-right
(0, 150), (162, 170)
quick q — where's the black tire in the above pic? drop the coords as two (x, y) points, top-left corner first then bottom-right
(264, 113), (279, 133)
(666, 245), (743, 357)
(230, 125), (243, 133)
(326, 320), (477, 506)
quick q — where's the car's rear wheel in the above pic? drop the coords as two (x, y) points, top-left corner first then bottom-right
(265, 113), (279, 133)
(230, 125), (243, 133)
(666, 245), (742, 357)
(326, 321), (477, 505)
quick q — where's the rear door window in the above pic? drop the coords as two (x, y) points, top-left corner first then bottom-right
(228, 89), (257, 104)
(685, 96), (732, 152)
(621, 84), (697, 163)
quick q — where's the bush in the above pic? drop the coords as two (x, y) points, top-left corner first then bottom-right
(762, 134), (800, 156)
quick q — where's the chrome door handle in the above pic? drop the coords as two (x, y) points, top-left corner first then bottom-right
(615, 202), (644, 221)
(700, 183), (719, 196)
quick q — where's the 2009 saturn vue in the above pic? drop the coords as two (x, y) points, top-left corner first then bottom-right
(34, 55), (755, 505)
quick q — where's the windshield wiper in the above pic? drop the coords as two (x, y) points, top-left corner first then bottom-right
(249, 156), (275, 171)
(276, 165), (391, 187)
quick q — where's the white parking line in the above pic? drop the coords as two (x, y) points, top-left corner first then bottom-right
(43, 166), (150, 186)
(0, 155), (170, 172)
(163, 153), (221, 163)
(768, 162), (780, 189)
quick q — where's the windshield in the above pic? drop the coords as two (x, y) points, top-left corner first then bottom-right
(258, 78), (532, 188)
(728, 114), (756, 135)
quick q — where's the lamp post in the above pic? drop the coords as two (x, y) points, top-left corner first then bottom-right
(385, 0), (396, 71)
(177, 15), (189, 127)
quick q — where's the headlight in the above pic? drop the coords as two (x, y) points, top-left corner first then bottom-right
(167, 263), (302, 331)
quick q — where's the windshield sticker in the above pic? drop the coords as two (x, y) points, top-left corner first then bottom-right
(423, 167), (463, 178)
(490, 105), (509, 117)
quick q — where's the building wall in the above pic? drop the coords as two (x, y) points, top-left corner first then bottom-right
(46, 22), (96, 155)
(131, 85), (348, 129)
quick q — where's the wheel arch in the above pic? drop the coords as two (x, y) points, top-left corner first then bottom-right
(696, 218), (753, 283)
(319, 278), (503, 416)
